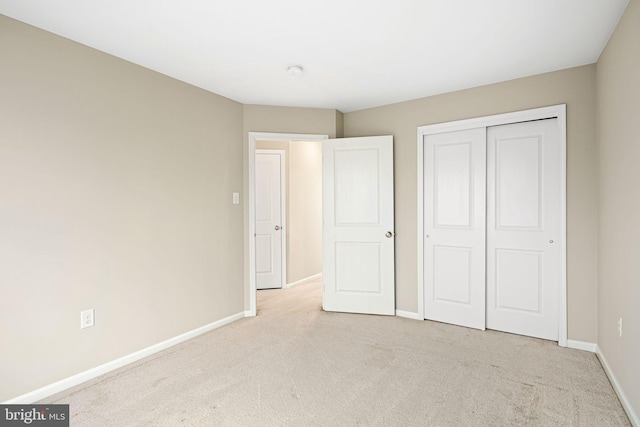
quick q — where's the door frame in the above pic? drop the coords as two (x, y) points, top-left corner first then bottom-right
(255, 149), (287, 289)
(416, 104), (568, 346)
(247, 132), (329, 316)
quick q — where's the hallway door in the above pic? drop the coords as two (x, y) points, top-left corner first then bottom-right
(255, 150), (285, 289)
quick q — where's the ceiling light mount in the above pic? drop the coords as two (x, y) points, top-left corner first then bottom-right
(287, 65), (304, 76)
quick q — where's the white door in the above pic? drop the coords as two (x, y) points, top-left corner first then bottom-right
(424, 128), (487, 329)
(486, 119), (560, 340)
(322, 136), (395, 315)
(255, 151), (284, 290)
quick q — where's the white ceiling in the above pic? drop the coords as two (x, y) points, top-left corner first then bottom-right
(0, 0), (629, 112)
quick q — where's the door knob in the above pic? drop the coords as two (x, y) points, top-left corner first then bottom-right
(274, 225), (281, 231)
(385, 231), (394, 238)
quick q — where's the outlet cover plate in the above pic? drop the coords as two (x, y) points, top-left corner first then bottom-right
(81, 309), (95, 329)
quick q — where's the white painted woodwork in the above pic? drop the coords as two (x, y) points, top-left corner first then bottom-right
(323, 136), (395, 315)
(486, 119), (560, 340)
(416, 105), (567, 345)
(255, 151), (284, 289)
(424, 128), (487, 329)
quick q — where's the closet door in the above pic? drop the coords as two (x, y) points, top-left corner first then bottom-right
(486, 119), (560, 341)
(424, 128), (486, 330)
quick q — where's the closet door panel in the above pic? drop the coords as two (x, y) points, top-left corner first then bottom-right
(424, 128), (486, 330)
(486, 119), (560, 341)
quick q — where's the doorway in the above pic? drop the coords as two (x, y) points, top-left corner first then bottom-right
(248, 132), (396, 318)
(248, 132), (328, 316)
(416, 105), (568, 346)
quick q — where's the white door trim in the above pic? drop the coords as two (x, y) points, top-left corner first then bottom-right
(416, 104), (567, 347)
(255, 149), (287, 289)
(247, 132), (329, 317)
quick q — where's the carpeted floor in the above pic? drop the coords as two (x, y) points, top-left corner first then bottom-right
(41, 278), (630, 426)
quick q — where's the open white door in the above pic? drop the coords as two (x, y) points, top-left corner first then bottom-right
(424, 128), (486, 330)
(322, 136), (395, 315)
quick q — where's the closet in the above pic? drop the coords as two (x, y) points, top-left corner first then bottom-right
(423, 117), (561, 341)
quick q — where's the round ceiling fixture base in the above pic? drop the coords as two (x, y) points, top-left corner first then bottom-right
(287, 65), (304, 76)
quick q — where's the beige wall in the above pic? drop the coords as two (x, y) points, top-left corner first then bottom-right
(336, 110), (345, 138)
(243, 105), (341, 138)
(596, 0), (640, 418)
(344, 65), (599, 343)
(288, 141), (323, 283)
(0, 16), (244, 401)
(255, 140), (323, 284)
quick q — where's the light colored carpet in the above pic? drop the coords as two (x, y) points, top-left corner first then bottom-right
(41, 278), (630, 426)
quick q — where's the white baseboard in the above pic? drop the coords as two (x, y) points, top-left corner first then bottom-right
(596, 345), (639, 426)
(395, 310), (423, 320)
(285, 273), (322, 289)
(566, 339), (597, 353)
(4, 311), (246, 404)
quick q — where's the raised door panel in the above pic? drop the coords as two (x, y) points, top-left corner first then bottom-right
(255, 234), (274, 275)
(255, 160), (274, 222)
(495, 135), (542, 230)
(494, 249), (542, 313)
(432, 246), (472, 304)
(334, 148), (380, 225)
(434, 142), (473, 228)
(335, 242), (381, 294)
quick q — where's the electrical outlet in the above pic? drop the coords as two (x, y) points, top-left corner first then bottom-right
(81, 309), (95, 329)
(618, 317), (623, 338)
